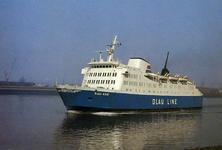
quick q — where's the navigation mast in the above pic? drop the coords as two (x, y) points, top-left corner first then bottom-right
(106, 36), (121, 62)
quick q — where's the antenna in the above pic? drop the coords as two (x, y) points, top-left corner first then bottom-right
(95, 51), (106, 61)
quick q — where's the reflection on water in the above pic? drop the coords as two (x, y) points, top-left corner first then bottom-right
(0, 96), (221, 150)
(54, 111), (202, 150)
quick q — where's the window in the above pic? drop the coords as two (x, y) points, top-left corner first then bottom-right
(123, 81), (128, 85)
(102, 73), (106, 77)
(106, 80), (110, 84)
(93, 73), (97, 77)
(125, 74), (129, 78)
(112, 72), (117, 77)
(111, 80), (115, 84)
(129, 81), (133, 86)
(139, 82), (143, 87)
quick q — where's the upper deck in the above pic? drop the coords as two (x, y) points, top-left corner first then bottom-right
(80, 36), (202, 96)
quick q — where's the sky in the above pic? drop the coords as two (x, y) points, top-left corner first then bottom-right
(0, 0), (222, 88)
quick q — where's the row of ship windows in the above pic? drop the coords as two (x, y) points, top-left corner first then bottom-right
(123, 81), (194, 90)
(125, 89), (193, 95)
(87, 72), (118, 77)
(124, 74), (142, 79)
(87, 80), (116, 84)
(86, 80), (194, 90)
(91, 65), (117, 68)
(86, 72), (141, 79)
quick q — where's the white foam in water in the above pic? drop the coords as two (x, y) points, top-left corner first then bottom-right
(66, 110), (86, 114)
(92, 111), (142, 116)
(66, 110), (155, 115)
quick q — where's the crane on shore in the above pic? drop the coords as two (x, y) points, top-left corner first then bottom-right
(4, 58), (16, 81)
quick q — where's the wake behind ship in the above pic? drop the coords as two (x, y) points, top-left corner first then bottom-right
(56, 36), (203, 112)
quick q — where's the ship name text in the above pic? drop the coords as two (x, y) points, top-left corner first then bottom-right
(152, 99), (177, 105)
(94, 92), (110, 96)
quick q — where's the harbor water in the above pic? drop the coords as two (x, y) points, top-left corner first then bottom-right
(0, 95), (221, 150)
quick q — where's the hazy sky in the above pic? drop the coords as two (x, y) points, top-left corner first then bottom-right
(0, 0), (222, 88)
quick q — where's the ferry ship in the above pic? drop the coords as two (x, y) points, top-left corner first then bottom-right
(56, 36), (203, 112)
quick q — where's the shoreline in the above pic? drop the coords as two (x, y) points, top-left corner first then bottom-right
(0, 86), (58, 95)
(185, 145), (222, 150)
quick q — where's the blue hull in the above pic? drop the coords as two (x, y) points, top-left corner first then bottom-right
(58, 90), (203, 112)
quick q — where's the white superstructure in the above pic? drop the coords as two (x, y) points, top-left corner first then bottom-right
(81, 36), (202, 97)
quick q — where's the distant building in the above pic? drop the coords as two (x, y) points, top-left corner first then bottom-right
(198, 87), (219, 94)
(197, 87), (222, 98)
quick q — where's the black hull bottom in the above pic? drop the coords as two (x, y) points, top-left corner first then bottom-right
(67, 106), (202, 113)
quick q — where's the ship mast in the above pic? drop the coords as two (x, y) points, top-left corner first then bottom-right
(106, 36), (121, 62)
